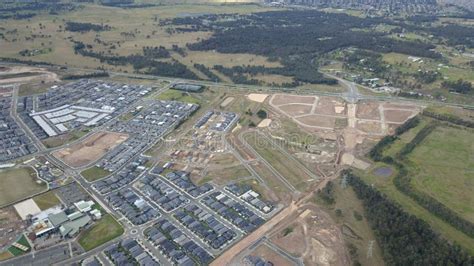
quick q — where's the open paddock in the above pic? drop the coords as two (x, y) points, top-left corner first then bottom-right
(0, 167), (46, 207)
(53, 131), (128, 168)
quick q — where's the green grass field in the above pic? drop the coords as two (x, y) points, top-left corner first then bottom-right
(78, 214), (124, 251)
(203, 164), (251, 185)
(7, 235), (30, 257)
(357, 117), (474, 254)
(81, 166), (110, 182)
(33, 191), (61, 210)
(156, 89), (202, 105)
(407, 126), (474, 223)
(0, 167), (46, 206)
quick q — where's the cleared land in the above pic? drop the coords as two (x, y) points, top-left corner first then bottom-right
(53, 132), (128, 168)
(78, 214), (124, 251)
(0, 167), (46, 207)
(315, 178), (385, 266)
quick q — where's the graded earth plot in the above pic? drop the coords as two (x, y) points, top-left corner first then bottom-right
(53, 131), (128, 169)
(270, 94), (421, 136)
(0, 66), (59, 86)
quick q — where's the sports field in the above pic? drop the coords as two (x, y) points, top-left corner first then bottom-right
(78, 214), (124, 251)
(0, 167), (46, 207)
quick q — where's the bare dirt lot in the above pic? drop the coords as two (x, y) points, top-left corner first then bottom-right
(356, 120), (382, 134)
(0, 66), (59, 85)
(279, 104), (312, 116)
(356, 101), (380, 120)
(53, 131), (128, 168)
(313, 98), (346, 116)
(298, 115), (336, 129)
(271, 223), (306, 256)
(271, 94), (316, 105)
(384, 109), (416, 123)
(247, 93), (268, 103)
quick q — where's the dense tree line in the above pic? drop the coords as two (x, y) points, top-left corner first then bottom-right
(345, 170), (473, 265)
(441, 79), (473, 94)
(318, 181), (335, 204)
(213, 65), (262, 86)
(213, 63), (335, 86)
(187, 11), (441, 59)
(63, 72), (109, 80)
(72, 41), (198, 80)
(65, 22), (111, 32)
(185, 10), (440, 86)
(397, 121), (438, 157)
(368, 116), (420, 161)
(142, 46), (170, 59)
(423, 110), (474, 128)
(414, 70), (440, 84)
(343, 49), (387, 75)
(0, 2), (75, 13)
(193, 64), (222, 82)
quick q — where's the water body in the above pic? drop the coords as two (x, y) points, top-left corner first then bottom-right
(373, 167), (393, 177)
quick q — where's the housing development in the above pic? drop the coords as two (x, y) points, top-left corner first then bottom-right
(0, 1), (473, 266)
